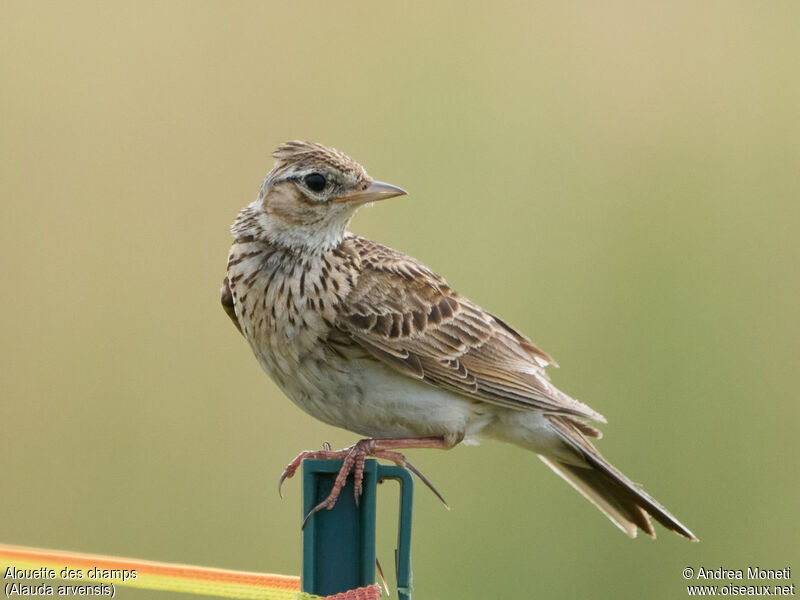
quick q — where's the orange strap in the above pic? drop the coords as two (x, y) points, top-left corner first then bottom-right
(0, 543), (381, 600)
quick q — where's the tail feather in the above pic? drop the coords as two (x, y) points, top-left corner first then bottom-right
(541, 456), (655, 537)
(542, 416), (698, 541)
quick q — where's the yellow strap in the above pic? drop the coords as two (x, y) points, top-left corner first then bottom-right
(0, 543), (378, 600)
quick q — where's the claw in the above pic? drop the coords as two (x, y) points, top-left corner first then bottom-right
(278, 454), (306, 498)
(403, 459), (449, 510)
(277, 444), (338, 499)
(370, 450), (450, 509)
(303, 496), (337, 528)
(278, 467), (295, 499)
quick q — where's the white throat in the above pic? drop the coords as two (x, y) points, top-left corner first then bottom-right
(232, 200), (355, 252)
(258, 210), (352, 251)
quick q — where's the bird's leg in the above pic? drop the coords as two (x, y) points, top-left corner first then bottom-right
(280, 437), (454, 526)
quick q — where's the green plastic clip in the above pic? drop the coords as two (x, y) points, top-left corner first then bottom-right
(301, 458), (414, 600)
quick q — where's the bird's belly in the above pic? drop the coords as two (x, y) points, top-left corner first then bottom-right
(278, 355), (493, 445)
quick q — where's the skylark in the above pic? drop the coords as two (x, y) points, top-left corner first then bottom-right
(222, 141), (696, 540)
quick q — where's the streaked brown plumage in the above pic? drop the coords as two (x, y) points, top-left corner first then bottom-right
(223, 141), (697, 540)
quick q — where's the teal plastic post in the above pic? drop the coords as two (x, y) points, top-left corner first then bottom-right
(377, 465), (414, 600)
(301, 458), (414, 599)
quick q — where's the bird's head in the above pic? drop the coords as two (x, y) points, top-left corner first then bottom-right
(240, 141), (406, 250)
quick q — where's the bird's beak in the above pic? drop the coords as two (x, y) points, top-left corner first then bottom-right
(331, 180), (407, 205)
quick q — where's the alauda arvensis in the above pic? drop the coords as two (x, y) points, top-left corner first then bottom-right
(222, 141), (696, 540)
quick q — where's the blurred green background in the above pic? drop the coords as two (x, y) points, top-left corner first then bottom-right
(2, 2), (798, 598)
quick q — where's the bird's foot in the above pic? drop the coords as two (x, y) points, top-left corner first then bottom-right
(278, 437), (450, 526)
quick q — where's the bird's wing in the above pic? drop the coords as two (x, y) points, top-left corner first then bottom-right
(335, 237), (605, 422)
(221, 276), (243, 335)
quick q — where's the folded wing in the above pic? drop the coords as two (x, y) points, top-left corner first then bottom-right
(336, 237), (604, 422)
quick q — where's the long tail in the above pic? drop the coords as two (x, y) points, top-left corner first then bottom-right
(540, 415), (697, 540)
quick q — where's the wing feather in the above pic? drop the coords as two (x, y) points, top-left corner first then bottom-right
(221, 277), (243, 335)
(336, 237), (605, 422)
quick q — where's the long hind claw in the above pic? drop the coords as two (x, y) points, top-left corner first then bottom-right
(398, 459), (449, 509)
(370, 450), (450, 509)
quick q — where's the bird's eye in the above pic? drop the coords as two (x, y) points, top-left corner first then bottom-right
(304, 173), (327, 193)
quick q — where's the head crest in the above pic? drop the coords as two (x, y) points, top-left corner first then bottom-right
(272, 141), (361, 171)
